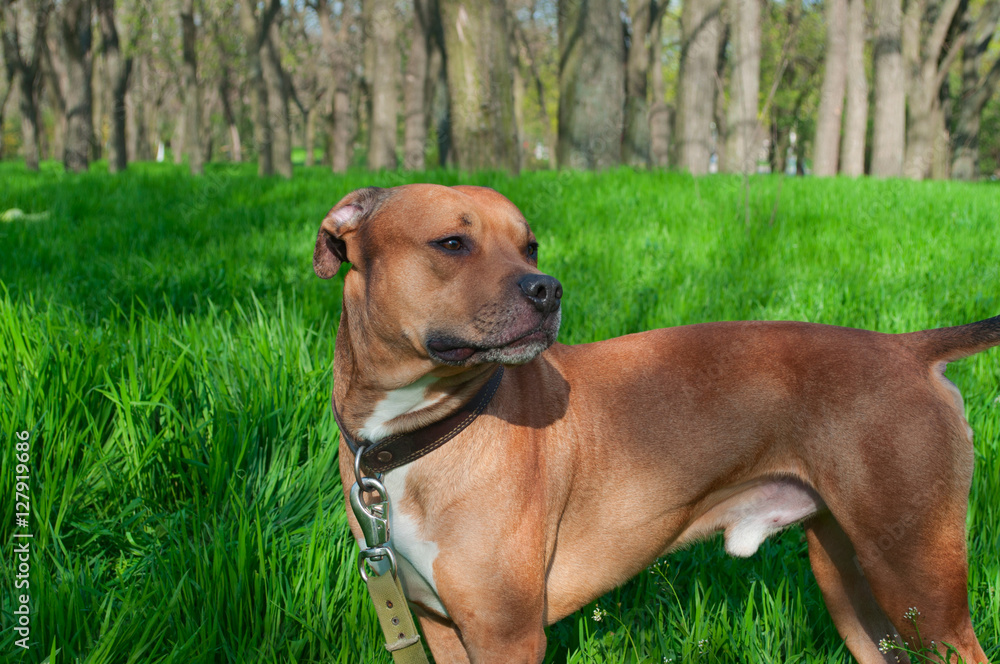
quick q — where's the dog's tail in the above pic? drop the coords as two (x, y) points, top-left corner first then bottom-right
(908, 314), (1000, 363)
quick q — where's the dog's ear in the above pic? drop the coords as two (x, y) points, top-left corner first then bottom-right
(313, 187), (387, 279)
(313, 203), (359, 279)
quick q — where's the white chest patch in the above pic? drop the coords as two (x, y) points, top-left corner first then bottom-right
(370, 466), (447, 617)
(359, 375), (443, 442)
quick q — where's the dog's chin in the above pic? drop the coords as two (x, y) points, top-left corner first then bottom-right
(426, 311), (561, 367)
(475, 329), (555, 365)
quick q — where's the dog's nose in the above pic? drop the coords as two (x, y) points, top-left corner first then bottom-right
(518, 274), (563, 314)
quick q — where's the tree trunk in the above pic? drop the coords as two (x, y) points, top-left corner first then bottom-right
(404, 0), (441, 169)
(126, 53), (148, 161)
(179, 0), (202, 174)
(332, 79), (353, 172)
(713, 23), (728, 170)
(218, 67), (242, 162)
(250, 63), (271, 174)
(676, 0), (723, 174)
(92, 49), (104, 161)
(403, 1), (429, 171)
(0, 12), (10, 161)
(173, 108), (185, 164)
(17, 62), (42, 170)
(511, 31), (525, 172)
(322, 96), (334, 167)
(930, 80), (951, 179)
(871, 0), (905, 177)
(649, 8), (670, 167)
(97, 0), (131, 173)
(513, 18), (555, 168)
(433, 50), (452, 166)
(902, 83), (946, 181)
(951, 35), (982, 180)
(262, 25), (292, 177)
(441, 0), (519, 172)
(0, 64), (11, 161)
(207, 11), (240, 164)
(42, 33), (67, 161)
(303, 106), (315, 166)
(61, 0), (94, 173)
(200, 85), (216, 165)
(7, 46), (41, 170)
(951, 0), (1000, 180)
(623, 0), (652, 167)
(365, 0), (399, 170)
(813, 0), (847, 176)
(901, 0), (967, 179)
(770, 117), (789, 174)
(148, 61), (166, 162)
(723, 0), (760, 173)
(557, 0), (624, 169)
(316, 0), (353, 172)
(2, 1), (49, 170)
(840, 0), (868, 175)
(240, 0), (281, 176)
(0, 88), (9, 163)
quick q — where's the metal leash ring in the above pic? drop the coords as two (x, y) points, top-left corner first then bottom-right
(358, 546), (397, 582)
(354, 443), (381, 495)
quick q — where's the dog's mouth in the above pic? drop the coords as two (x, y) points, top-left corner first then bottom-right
(426, 314), (560, 366)
(426, 342), (477, 363)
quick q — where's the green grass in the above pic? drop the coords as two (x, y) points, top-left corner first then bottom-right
(1, 161), (998, 663)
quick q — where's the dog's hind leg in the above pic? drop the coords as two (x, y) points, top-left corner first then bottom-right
(821, 457), (990, 664)
(848, 511), (989, 664)
(805, 512), (905, 663)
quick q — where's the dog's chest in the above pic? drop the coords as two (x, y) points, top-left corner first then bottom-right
(379, 466), (448, 617)
(353, 386), (449, 615)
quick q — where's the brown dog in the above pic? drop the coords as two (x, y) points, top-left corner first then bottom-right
(315, 184), (996, 663)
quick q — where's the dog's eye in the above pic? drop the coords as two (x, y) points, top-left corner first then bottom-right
(437, 237), (464, 252)
(527, 242), (539, 260)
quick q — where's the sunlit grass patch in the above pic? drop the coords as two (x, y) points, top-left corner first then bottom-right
(1, 162), (997, 662)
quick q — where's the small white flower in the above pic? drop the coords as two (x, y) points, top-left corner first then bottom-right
(591, 607), (606, 622)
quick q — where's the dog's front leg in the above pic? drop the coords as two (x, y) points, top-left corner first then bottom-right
(428, 524), (550, 663)
(431, 576), (548, 663)
(417, 609), (546, 664)
(446, 610), (547, 664)
(415, 609), (471, 664)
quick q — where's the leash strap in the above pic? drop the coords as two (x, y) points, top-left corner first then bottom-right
(351, 476), (430, 663)
(363, 565), (429, 664)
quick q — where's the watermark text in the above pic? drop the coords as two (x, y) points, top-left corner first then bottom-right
(12, 429), (33, 650)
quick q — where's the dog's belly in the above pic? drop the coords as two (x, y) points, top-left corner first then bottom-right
(672, 476), (826, 556)
(545, 476), (825, 622)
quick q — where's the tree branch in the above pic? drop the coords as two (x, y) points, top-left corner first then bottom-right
(933, 30), (965, 89)
(926, 0), (966, 61)
(972, 51), (1000, 110)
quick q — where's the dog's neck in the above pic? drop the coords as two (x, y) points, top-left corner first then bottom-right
(333, 306), (499, 443)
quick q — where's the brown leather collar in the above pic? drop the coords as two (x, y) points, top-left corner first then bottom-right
(333, 366), (505, 474)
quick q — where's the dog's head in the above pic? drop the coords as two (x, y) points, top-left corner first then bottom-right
(314, 184), (561, 367)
